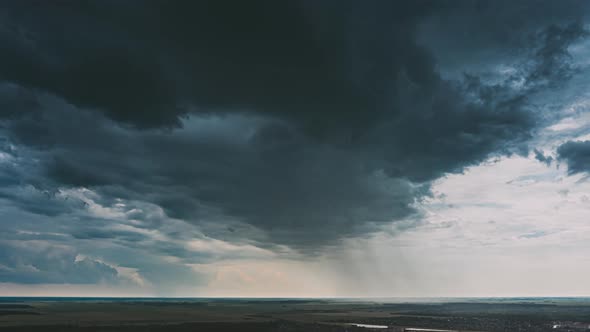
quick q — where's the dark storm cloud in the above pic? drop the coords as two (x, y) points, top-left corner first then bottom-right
(2, 1), (582, 135)
(557, 140), (590, 174)
(0, 0), (442, 135)
(0, 0), (588, 251)
(418, 1), (589, 72)
(1, 96), (422, 247)
(528, 23), (588, 84)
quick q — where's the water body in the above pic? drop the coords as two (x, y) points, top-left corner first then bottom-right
(351, 323), (388, 329)
(404, 329), (458, 332)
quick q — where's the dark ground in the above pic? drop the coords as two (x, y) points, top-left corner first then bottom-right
(1, 297), (589, 331)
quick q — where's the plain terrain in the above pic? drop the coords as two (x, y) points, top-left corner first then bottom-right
(1, 297), (589, 331)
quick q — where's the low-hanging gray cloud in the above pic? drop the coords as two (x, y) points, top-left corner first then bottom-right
(0, 241), (118, 284)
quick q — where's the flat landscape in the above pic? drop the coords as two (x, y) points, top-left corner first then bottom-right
(1, 298), (589, 331)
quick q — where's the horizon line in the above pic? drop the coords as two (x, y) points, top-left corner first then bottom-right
(1, 295), (589, 299)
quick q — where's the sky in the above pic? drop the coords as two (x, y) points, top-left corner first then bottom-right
(1, 0), (590, 297)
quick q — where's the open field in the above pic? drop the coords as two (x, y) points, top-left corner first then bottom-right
(0, 298), (590, 331)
